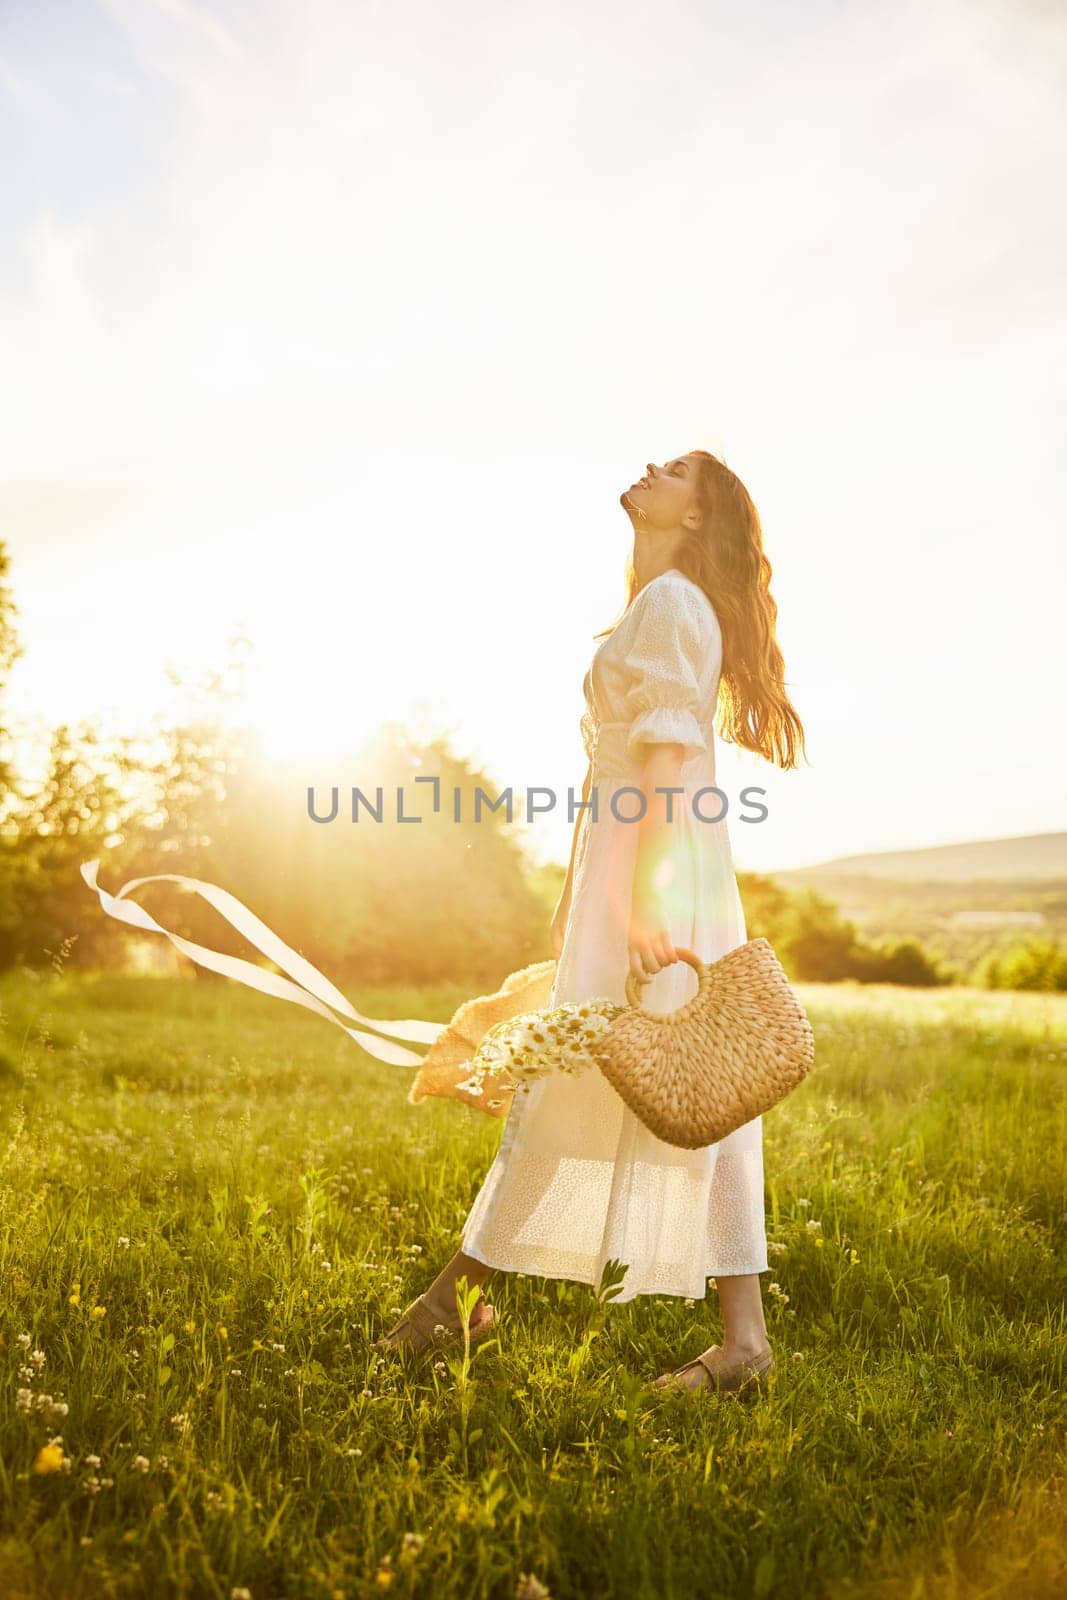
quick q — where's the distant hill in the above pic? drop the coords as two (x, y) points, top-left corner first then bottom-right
(773, 832), (1067, 884)
(760, 832), (1067, 977)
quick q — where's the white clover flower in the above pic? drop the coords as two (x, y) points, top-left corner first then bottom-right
(117, 1236), (131, 1249)
(132, 1455), (150, 1473)
(16, 1333), (31, 1349)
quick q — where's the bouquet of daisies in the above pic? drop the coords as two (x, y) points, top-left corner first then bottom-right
(455, 997), (627, 1105)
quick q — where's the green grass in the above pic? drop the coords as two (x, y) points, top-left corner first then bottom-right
(0, 965), (1064, 1600)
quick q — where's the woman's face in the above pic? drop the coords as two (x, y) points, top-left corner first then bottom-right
(621, 452), (702, 530)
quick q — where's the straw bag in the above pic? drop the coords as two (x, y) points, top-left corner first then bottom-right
(595, 938), (815, 1149)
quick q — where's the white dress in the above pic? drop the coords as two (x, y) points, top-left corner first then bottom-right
(461, 567), (769, 1302)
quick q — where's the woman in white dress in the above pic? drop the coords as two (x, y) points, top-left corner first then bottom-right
(379, 448), (807, 1395)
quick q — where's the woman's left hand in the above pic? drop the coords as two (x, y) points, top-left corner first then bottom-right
(627, 884), (678, 982)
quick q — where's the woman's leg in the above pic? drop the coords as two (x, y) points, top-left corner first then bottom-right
(421, 1248), (495, 1326)
(651, 1270), (772, 1390)
(713, 1271), (771, 1357)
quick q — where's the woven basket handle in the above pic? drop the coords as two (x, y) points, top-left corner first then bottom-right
(624, 945), (707, 1011)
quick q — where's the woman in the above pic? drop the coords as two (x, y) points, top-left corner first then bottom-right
(378, 448), (807, 1396)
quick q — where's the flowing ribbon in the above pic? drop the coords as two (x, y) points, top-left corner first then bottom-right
(80, 859), (445, 1067)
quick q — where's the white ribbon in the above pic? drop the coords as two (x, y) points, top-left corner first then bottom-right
(80, 859), (445, 1067)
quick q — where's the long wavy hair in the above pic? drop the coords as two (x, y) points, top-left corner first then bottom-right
(596, 449), (807, 770)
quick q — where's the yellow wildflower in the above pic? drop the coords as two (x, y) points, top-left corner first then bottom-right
(90, 1306), (107, 1320)
(33, 1443), (65, 1474)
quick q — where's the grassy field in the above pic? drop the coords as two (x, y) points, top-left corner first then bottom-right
(0, 963), (1064, 1600)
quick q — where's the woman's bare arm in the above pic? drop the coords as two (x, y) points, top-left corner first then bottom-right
(628, 743), (687, 980)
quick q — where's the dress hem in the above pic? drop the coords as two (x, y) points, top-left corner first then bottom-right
(460, 1236), (770, 1301)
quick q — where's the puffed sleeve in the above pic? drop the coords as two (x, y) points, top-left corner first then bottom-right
(623, 574), (718, 762)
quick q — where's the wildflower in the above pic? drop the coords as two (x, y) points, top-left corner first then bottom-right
(157, 1454), (169, 1470)
(90, 1306), (107, 1321)
(814, 1238), (824, 1249)
(117, 1236), (131, 1249)
(516, 1575), (552, 1599)
(796, 1198), (811, 1209)
(170, 1412), (190, 1434)
(205, 1490), (222, 1511)
(16, 1333), (30, 1349)
(85, 1454), (102, 1469)
(184, 1320), (196, 1334)
(30, 1349), (46, 1368)
(15, 1389), (33, 1413)
(132, 1455), (150, 1473)
(216, 1325), (228, 1341)
(806, 1218), (822, 1232)
(849, 1249), (860, 1265)
(402, 1532), (425, 1554)
(33, 1443), (65, 1475)
(271, 1342), (285, 1352)
(231, 1589), (253, 1600)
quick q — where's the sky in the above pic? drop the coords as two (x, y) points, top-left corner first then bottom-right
(1, 0), (1065, 874)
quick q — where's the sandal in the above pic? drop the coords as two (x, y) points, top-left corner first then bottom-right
(373, 1291), (500, 1357)
(650, 1342), (775, 1400)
